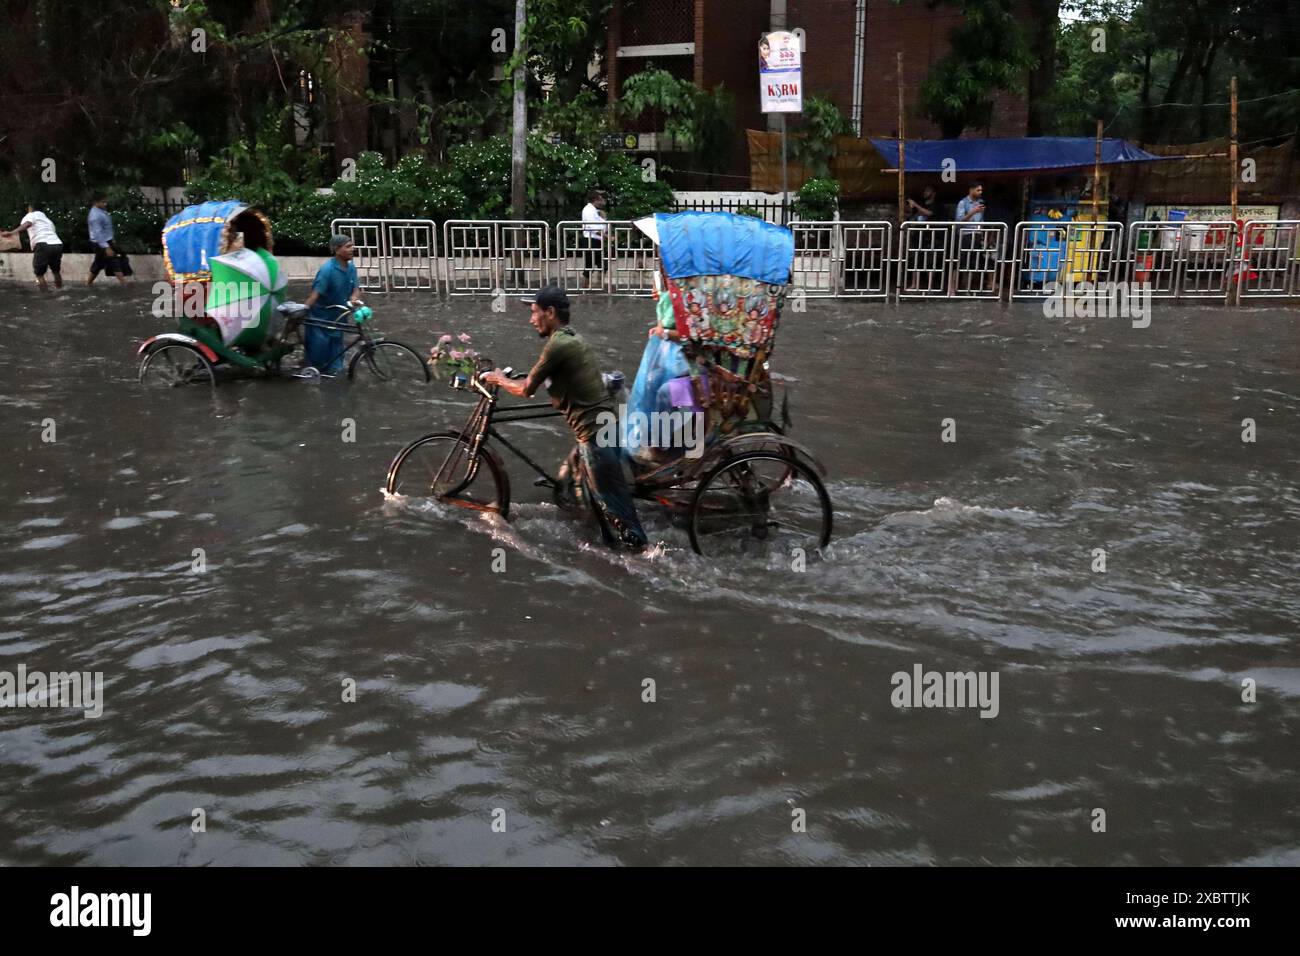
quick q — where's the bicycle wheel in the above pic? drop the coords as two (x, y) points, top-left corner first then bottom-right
(138, 344), (216, 388)
(349, 339), (431, 386)
(688, 452), (832, 558)
(385, 431), (511, 517)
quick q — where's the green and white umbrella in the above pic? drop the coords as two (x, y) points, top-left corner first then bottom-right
(206, 247), (286, 348)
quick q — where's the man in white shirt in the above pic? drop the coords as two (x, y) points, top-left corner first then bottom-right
(580, 190), (607, 289)
(2, 203), (65, 291)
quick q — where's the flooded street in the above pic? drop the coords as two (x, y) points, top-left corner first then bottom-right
(1, 285), (1297, 866)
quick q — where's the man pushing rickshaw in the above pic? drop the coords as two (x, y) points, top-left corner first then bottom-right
(388, 211), (833, 558)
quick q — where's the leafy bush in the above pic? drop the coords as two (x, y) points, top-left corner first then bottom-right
(792, 177), (840, 222)
(329, 152), (466, 222)
(535, 88), (613, 152)
(1, 129), (678, 258)
(441, 134), (672, 221)
(0, 182), (167, 254)
(792, 96), (854, 180)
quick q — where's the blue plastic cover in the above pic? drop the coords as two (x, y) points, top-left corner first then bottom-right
(162, 200), (247, 280)
(869, 137), (1169, 173)
(654, 211), (794, 285)
(625, 335), (692, 461)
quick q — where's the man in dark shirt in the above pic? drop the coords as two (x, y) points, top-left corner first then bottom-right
(484, 285), (647, 552)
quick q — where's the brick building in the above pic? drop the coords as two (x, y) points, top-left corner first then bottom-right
(607, 0), (1042, 182)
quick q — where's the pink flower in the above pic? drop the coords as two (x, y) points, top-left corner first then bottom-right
(449, 350), (465, 361)
(457, 332), (472, 343)
(437, 333), (453, 345)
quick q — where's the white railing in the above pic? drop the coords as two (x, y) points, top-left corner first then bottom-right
(331, 218), (436, 294)
(1124, 221), (1238, 301)
(838, 221), (893, 298)
(330, 219), (386, 293)
(321, 218), (1300, 303)
(1010, 221), (1124, 299)
(1236, 220), (1300, 301)
(898, 222), (1007, 299)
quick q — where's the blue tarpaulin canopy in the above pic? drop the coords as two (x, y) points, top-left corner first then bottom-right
(650, 211), (794, 285)
(869, 137), (1169, 174)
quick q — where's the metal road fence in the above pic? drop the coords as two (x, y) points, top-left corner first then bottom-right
(324, 218), (1300, 304)
(898, 222), (1007, 300)
(1010, 221), (1124, 299)
(331, 218), (436, 293)
(1236, 220), (1300, 301)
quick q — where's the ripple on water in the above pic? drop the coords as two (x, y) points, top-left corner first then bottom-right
(20, 533), (82, 550)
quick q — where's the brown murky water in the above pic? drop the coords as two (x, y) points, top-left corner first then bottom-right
(1, 283), (1297, 865)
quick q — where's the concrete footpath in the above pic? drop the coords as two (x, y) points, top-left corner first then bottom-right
(0, 252), (324, 285)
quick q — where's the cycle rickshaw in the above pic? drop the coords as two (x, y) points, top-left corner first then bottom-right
(137, 200), (428, 388)
(385, 211), (832, 557)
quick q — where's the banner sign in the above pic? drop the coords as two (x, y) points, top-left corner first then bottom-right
(759, 31), (802, 113)
(1146, 204), (1279, 222)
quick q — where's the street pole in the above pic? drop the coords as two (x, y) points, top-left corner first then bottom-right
(510, 0), (527, 220)
(897, 52), (905, 227)
(1230, 76), (1239, 222)
(780, 113), (789, 225)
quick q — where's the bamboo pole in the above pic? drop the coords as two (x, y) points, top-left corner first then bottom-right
(1093, 118), (1103, 217)
(1230, 76), (1239, 221)
(897, 52), (905, 226)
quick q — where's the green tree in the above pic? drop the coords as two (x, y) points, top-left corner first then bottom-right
(791, 96), (853, 179)
(920, 0), (1038, 137)
(619, 68), (736, 183)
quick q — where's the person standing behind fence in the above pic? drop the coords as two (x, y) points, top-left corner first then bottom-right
(87, 194), (129, 285)
(580, 190), (607, 289)
(905, 186), (938, 292)
(1, 202), (64, 292)
(953, 182), (990, 293)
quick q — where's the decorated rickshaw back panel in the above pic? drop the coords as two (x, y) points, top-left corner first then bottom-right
(665, 274), (784, 358)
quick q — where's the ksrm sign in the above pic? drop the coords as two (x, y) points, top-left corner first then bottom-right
(759, 30), (802, 113)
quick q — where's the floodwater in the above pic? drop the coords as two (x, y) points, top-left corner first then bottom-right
(1, 283), (1297, 866)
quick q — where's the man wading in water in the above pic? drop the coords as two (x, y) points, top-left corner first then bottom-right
(483, 285), (648, 553)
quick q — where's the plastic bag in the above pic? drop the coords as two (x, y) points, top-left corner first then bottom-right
(625, 334), (690, 460)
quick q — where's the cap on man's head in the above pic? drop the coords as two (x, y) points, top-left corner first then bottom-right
(521, 284), (570, 310)
(329, 233), (353, 252)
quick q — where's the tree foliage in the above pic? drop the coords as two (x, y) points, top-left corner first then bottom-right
(920, 0), (1038, 137)
(791, 96), (854, 179)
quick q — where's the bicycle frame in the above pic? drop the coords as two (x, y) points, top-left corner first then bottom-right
(436, 372), (566, 493)
(294, 308), (375, 371)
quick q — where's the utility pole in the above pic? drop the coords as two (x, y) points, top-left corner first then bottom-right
(511, 0), (527, 219)
(1230, 76), (1239, 222)
(780, 114), (789, 225)
(897, 52), (905, 227)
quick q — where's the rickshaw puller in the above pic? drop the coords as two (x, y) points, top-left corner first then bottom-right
(483, 285), (648, 553)
(302, 234), (360, 374)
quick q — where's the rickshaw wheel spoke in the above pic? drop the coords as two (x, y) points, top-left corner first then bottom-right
(139, 345), (215, 388)
(350, 340), (431, 386)
(688, 452), (831, 558)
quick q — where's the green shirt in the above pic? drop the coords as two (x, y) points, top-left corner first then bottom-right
(526, 327), (612, 443)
